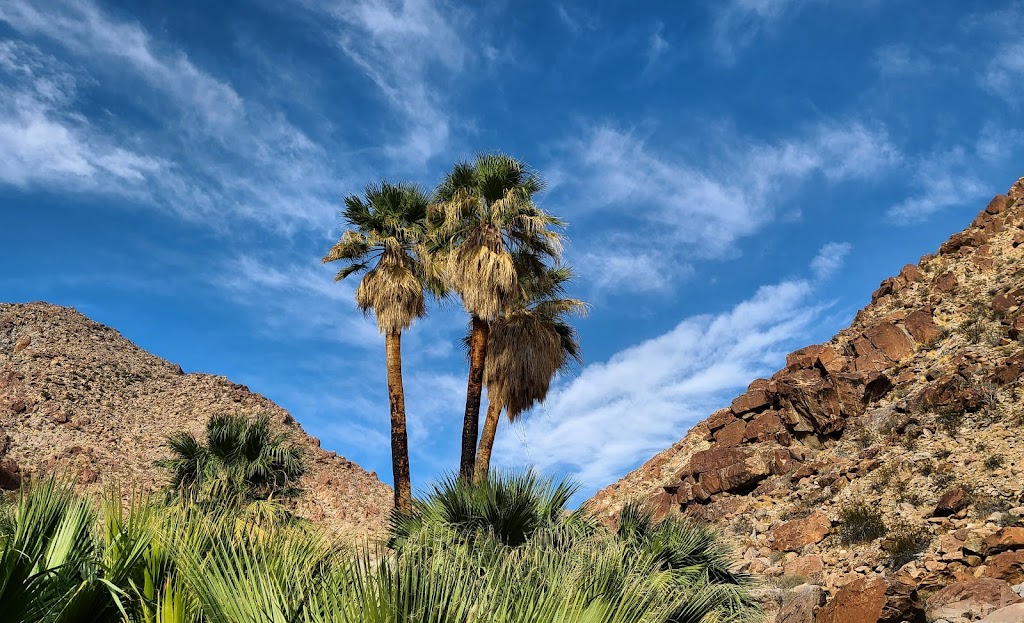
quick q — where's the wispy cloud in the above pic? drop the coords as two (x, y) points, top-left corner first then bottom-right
(981, 41), (1024, 103)
(811, 242), (852, 280)
(886, 147), (988, 223)
(555, 120), (898, 293)
(872, 43), (934, 77)
(0, 0), (346, 232)
(709, 0), (822, 65)
(494, 276), (826, 492)
(297, 0), (475, 166)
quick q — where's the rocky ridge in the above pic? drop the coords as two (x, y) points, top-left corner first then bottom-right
(590, 177), (1024, 622)
(0, 302), (392, 540)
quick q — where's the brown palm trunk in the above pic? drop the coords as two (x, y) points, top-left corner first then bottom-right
(385, 331), (413, 512)
(460, 315), (489, 480)
(474, 399), (502, 483)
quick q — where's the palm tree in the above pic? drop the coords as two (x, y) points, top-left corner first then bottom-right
(323, 181), (436, 512)
(160, 413), (304, 507)
(474, 266), (586, 481)
(430, 154), (564, 479)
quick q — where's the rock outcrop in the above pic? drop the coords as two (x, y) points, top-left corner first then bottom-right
(0, 303), (392, 540)
(590, 178), (1024, 622)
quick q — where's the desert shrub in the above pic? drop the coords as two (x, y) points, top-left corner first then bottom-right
(985, 454), (1004, 470)
(898, 489), (927, 506)
(933, 448), (952, 460)
(774, 574), (809, 590)
(838, 503), (887, 544)
(917, 460), (935, 477)
(882, 522), (931, 568)
(935, 406), (965, 435)
(931, 465), (958, 491)
(973, 494), (1011, 518)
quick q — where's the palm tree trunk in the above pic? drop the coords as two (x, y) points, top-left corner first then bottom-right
(385, 331), (413, 512)
(460, 315), (489, 480)
(474, 399), (502, 483)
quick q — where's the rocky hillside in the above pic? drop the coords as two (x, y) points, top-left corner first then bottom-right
(0, 303), (392, 541)
(590, 178), (1024, 623)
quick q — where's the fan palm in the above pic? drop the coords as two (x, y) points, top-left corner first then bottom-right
(159, 413), (304, 508)
(474, 266), (586, 481)
(431, 154), (564, 479)
(322, 181), (436, 512)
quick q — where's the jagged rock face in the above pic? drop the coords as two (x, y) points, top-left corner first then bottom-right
(0, 303), (392, 541)
(589, 178), (1024, 622)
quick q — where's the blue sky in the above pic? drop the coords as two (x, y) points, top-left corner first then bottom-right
(1, 0), (1022, 499)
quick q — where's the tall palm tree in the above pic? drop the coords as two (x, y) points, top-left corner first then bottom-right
(322, 181), (435, 512)
(430, 154), (564, 479)
(474, 267), (585, 481)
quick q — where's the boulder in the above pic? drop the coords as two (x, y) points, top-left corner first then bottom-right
(706, 409), (738, 431)
(932, 272), (958, 293)
(903, 308), (943, 344)
(13, 334), (30, 352)
(852, 337), (893, 374)
(983, 528), (1024, 556)
(784, 555), (824, 577)
(0, 458), (21, 490)
(1009, 177), (1024, 200)
(983, 551), (1024, 585)
(934, 487), (972, 517)
(986, 194), (1012, 215)
(925, 579), (1023, 622)
(778, 584), (826, 623)
(815, 576), (887, 623)
(678, 447), (771, 499)
(979, 603), (1024, 623)
(992, 294), (1018, 315)
(990, 351), (1024, 385)
(731, 385), (773, 416)
(712, 418), (746, 447)
(743, 410), (784, 441)
(776, 369), (844, 434)
(773, 512), (832, 551)
(863, 322), (915, 362)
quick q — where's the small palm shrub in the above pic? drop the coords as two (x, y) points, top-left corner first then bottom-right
(2, 472), (763, 623)
(158, 413), (304, 509)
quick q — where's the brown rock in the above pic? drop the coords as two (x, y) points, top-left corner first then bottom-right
(863, 322), (915, 362)
(731, 386), (773, 416)
(713, 418), (747, 447)
(1010, 177), (1024, 200)
(706, 408), (737, 431)
(983, 528), (1024, 556)
(851, 337), (892, 374)
(992, 294), (1018, 315)
(933, 272), (958, 293)
(773, 512), (832, 551)
(986, 194), (1012, 215)
(899, 263), (924, 283)
(743, 411), (784, 441)
(815, 576), (887, 623)
(778, 584), (826, 623)
(978, 603), (1024, 623)
(10, 399), (27, 414)
(924, 579), (1023, 622)
(776, 369), (844, 434)
(0, 458), (21, 490)
(990, 351), (1024, 385)
(785, 554), (825, 577)
(13, 334), (31, 352)
(983, 551), (1024, 585)
(903, 308), (942, 344)
(934, 486), (972, 517)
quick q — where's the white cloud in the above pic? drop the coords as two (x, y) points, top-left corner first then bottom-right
(710, 0), (822, 65)
(0, 40), (164, 190)
(646, 23), (669, 68)
(299, 0), (472, 165)
(0, 0), (348, 232)
(886, 147), (988, 223)
(557, 120), (898, 292)
(981, 41), (1024, 103)
(872, 43), (933, 76)
(494, 277), (825, 491)
(810, 242), (852, 280)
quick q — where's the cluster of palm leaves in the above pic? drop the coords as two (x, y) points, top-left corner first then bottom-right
(157, 413), (304, 513)
(0, 472), (761, 623)
(323, 154), (585, 510)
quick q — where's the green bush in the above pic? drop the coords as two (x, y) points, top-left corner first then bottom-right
(0, 473), (763, 623)
(882, 522), (930, 568)
(838, 503), (887, 544)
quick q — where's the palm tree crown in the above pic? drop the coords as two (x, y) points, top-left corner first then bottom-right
(323, 181), (437, 334)
(430, 154), (563, 321)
